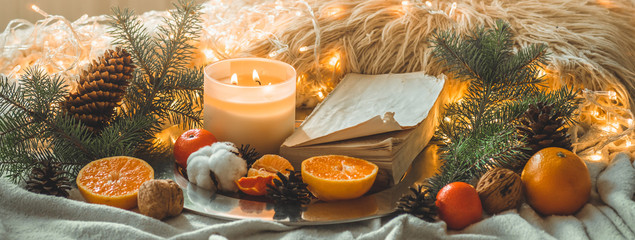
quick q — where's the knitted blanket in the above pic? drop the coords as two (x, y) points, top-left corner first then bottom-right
(1, 153), (633, 240)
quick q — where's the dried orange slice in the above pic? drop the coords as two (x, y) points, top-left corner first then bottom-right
(301, 155), (378, 201)
(247, 154), (294, 177)
(76, 156), (154, 209)
(235, 175), (275, 196)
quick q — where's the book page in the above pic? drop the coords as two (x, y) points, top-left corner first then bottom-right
(284, 72), (445, 147)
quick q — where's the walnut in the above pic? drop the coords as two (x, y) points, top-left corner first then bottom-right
(476, 168), (523, 214)
(138, 179), (184, 220)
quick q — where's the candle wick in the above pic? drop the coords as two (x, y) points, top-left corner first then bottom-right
(255, 80), (262, 85)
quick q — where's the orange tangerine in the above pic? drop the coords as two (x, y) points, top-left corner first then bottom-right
(521, 147), (591, 215)
(248, 154), (294, 177)
(301, 155), (378, 201)
(77, 156), (154, 209)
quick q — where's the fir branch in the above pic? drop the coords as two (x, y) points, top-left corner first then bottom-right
(1, 1), (205, 183)
(109, 8), (157, 81)
(113, 0), (203, 129)
(423, 20), (578, 197)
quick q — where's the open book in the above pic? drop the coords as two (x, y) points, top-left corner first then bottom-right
(280, 72), (446, 184)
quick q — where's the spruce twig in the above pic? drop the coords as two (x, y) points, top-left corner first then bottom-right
(423, 20), (578, 197)
(1, 0), (204, 183)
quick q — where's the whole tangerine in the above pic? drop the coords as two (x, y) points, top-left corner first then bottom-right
(521, 147), (590, 215)
(174, 128), (217, 169)
(436, 182), (483, 230)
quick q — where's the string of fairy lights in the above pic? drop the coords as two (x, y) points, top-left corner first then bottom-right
(0, 0), (632, 162)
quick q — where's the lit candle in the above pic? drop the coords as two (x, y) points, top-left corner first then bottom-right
(203, 58), (296, 154)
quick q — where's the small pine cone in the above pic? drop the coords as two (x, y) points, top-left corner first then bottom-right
(25, 159), (72, 198)
(517, 102), (572, 162)
(266, 171), (313, 205)
(396, 185), (437, 222)
(61, 47), (135, 133)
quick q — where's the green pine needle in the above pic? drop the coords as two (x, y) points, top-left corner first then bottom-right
(0, 0), (204, 183)
(424, 20), (578, 196)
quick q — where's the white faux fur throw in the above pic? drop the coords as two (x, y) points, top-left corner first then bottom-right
(248, 0), (635, 110)
(0, 153), (633, 239)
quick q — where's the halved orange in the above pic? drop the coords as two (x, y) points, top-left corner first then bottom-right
(235, 175), (275, 196)
(247, 154), (294, 178)
(77, 156), (154, 209)
(301, 155), (378, 201)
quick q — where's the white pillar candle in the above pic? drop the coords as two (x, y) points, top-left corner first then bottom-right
(203, 58), (296, 154)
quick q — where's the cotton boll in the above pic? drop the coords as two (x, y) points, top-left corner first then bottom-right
(186, 146), (216, 190)
(186, 142), (247, 192)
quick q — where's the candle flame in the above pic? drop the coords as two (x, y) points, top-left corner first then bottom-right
(231, 73), (238, 85)
(253, 69), (262, 85)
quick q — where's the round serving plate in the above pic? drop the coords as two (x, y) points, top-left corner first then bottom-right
(155, 144), (439, 226)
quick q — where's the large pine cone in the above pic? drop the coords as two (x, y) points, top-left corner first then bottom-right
(517, 102), (572, 159)
(61, 47), (135, 133)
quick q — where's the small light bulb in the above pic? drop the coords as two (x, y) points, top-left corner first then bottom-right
(299, 46), (309, 52)
(203, 49), (216, 61)
(425, 1), (432, 7)
(31, 5), (49, 17)
(626, 140), (632, 147)
(590, 154), (602, 161)
(608, 91), (616, 100)
(328, 53), (340, 67)
(326, 6), (343, 17)
(628, 119), (633, 125)
(402, 1), (409, 6)
(449, 2), (457, 16)
(317, 91), (325, 100)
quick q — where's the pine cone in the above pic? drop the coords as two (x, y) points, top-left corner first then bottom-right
(517, 102), (572, 160)
(266, 170), (313, 205)
(396, 185), (437, 222)
(61, 47), (135, 133)
(25, 159), (72, 198)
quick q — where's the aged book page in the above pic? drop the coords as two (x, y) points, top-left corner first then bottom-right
(284, 72), (445, 147)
